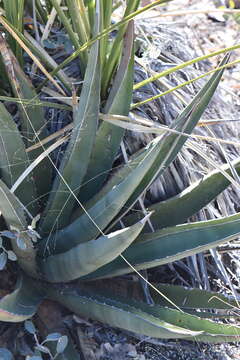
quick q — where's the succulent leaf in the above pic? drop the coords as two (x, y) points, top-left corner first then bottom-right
(0, 35), (51, 202)
(123, 156), (240, 231)
(40, 2), (101, 233)
(149, 283), (239, 310)
(39, 214), (151, 282)
(82, 211), (240, 279)
(0, 179), (37, 275)
(75, 55), (230, 233)
(79, 21), (134, 203)
(133, 300), (240, 342)
(0, 1), (239, 346)
(119, 54), (230, 219)
(0, 102), (38, 215)
(101, 0), (140, 94)
(47, 286), (240, 342)
(39, 135), (168, 255)
(47, 286), (202, 339)
(0, 276), (44, 322)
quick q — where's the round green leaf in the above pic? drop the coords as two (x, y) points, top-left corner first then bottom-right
(17, 236), (27, 250)
(7, 251), (17, 261)
(0, 252), (7, 270)
(0, 348), (13, 360)
(0, 231), (16, 240)
(56, 335), (68, 354)
(45, 332), (62, 342)
(24, 320), (36, 335)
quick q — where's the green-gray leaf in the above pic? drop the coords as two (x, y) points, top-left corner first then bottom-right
(0, 276), (44, 322)
(47, 286), (202, 340)
(0, 252), (7, 270)
(123, 156), (240, 231)
(0, 348), (14, 360)
(0, 179), (37, 275)
(40, 214), (150, 282)
(149, 283), (239, 310)
(82, 211), (240, 279)
(39, 135), (168, 255)
(56, 336), (68, 354)
(40, 3), (101, 233)
(0, 102), (38, 216)
(79, 22), (134, 203)
(117, 54), (230, 221)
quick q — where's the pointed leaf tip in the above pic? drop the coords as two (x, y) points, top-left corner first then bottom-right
(40, 215), (148, 282)
(140, 212), (153, 225)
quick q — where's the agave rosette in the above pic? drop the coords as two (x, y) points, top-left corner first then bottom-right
(0, 0), (240, 349)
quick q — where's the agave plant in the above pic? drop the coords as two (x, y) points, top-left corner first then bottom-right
(1, 1), (240, 356)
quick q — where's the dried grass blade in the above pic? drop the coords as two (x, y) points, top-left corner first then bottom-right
(0, 15), (65, 95)
(11, 136), (68, 193)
